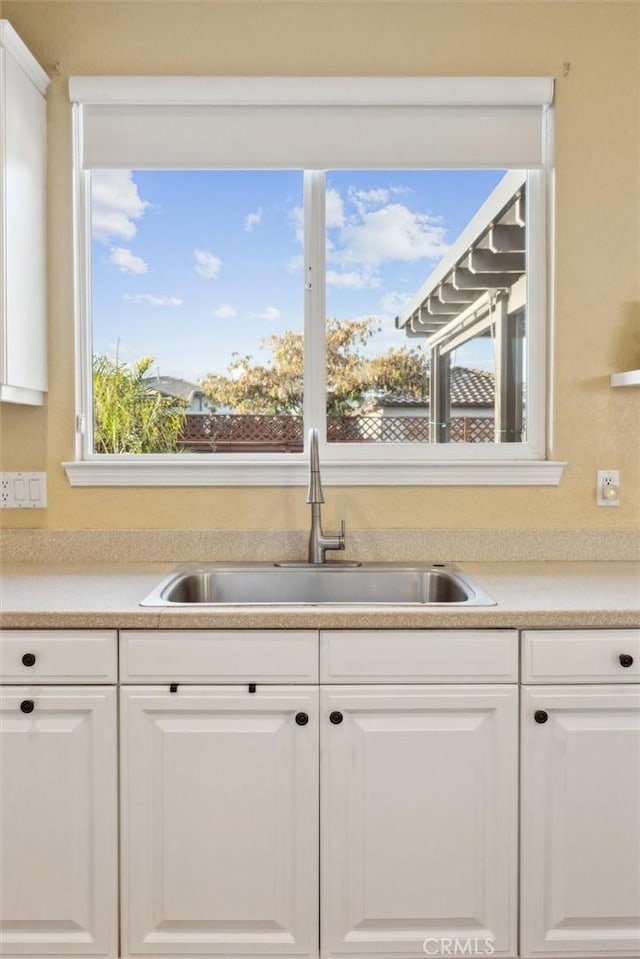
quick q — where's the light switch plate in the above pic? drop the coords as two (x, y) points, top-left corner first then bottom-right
(0, 472), (47, 508)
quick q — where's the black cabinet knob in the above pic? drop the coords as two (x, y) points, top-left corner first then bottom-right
(329, 711), (343, 725)
(21, 653), (36, 667)
(20, 700), (35, 714)
(534, 710), (548, 724)
(619, 654), (634, 668)
(295, 712), (309, 726)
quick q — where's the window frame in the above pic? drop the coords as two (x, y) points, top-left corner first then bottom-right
(64, 76), (564, 488)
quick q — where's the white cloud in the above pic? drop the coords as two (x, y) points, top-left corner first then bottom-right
(213, 303), (238, 319)
(348, 187), (390, 216)
(258, 306), (281, 321)
(92, 170), (150, 244)
(380, 290), (413, 315)
(193, 249), (222, 279)
(326, 188), (345, 228)
(290, 205), (304, 245)
(326, 269), (381, 290)
(123, 293), (182, 307)
(338, 204), (448, 266)
(390, 184), (412, 197)
(245, 208), (263, 232)
(368, 318), (429, 358)
(286, 253), (305, 273)
(290, 185), (447, 290)
(356, 188), (390, 205)
(109, 247), (149, 275)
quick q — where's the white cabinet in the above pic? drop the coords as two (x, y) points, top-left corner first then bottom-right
(0, 686), (118, 956)
(120, 628), (519, 959)
(521, 628), (640, 958)
(3, 623), (638, 959)
(321, 685), (518, 958)
(120, 685), (319, 957)
(0, 22), (49, 405)
(120, 629), (318, 683)
(0, 629), (118, 682)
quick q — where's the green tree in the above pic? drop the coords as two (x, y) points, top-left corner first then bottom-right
(202, 318), (429, 415)
(93, 355), (186, 453)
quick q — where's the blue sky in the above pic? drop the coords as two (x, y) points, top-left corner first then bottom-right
(91, 168), (506, 382)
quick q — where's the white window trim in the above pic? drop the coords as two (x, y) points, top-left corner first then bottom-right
(65, 76), (564, 488)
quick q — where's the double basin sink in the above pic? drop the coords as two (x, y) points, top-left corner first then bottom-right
(141, 563), (495, 607)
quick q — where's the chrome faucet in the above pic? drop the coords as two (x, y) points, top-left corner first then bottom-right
(307, 427), (346, 564)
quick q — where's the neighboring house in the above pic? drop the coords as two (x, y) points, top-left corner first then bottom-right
(351, 367), (495, 443)
(143, 375), (214, 414)
(372, 367), (495, 420)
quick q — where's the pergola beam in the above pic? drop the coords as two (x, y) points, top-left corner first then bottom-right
(453, 268), (516, 289)
(425, 298), (461, 315)
(488, 224), (525, 252)
(437, 284), (477, 304)
(468, 250), (526, 273)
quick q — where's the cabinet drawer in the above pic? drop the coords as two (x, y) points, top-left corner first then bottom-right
(522, 629), (640, 683)
(0, 630), (117, 683)
(120, 630), (318, 682)
(321, 629), (518, 683)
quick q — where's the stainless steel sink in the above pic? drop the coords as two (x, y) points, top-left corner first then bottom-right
(140, 563), (495, 607)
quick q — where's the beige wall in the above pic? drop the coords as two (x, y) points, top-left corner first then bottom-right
(1, 0), (639, 532)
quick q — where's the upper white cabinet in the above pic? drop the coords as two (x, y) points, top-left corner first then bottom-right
(0, 22), (49, 405)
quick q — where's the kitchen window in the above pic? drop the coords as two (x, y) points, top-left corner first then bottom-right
(65, 77), (562, 486)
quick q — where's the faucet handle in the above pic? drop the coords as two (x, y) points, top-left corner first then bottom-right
(339, 519), (346, 549)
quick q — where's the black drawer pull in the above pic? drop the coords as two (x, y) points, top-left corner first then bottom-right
(21, 653), (36, 667)
(534, 710), (548, 724)
(329, 711), (343, 725)
(295, 712), (309, 726)
(20, 700), (35, 714)
(619, 654), (634, 668)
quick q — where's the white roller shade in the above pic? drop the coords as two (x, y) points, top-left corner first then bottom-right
(70, 76), (554, 171)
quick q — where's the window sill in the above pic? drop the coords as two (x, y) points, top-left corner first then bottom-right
(62, 459), (565, 487)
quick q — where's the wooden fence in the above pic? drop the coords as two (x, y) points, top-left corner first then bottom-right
(179, 413), (495, 452)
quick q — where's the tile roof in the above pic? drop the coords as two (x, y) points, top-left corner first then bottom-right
(450, 366), (495, 406)
(377, 366), (494, 409)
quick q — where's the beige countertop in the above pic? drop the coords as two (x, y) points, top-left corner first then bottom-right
(0, 561), (638, 629)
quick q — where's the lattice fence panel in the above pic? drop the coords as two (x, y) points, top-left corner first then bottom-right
(180, 414), (303, 452)
(180, 413), (495, 451)
(448, 418), (495, 443)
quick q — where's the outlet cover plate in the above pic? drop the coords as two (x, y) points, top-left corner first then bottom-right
(0, 472), (47, 509)
(596, 469), (620, 507)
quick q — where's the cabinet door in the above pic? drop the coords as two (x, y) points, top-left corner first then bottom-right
(121, 686), (319, 957)
(521, 686), (640, 958)
(0, 686), (118, 956)
(0, 30), (49, 404)
(321, 685), (518, 958)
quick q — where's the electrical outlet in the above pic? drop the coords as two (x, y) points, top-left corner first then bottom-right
(0, 472), (47, 509)
(596, 469), (620, 507)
